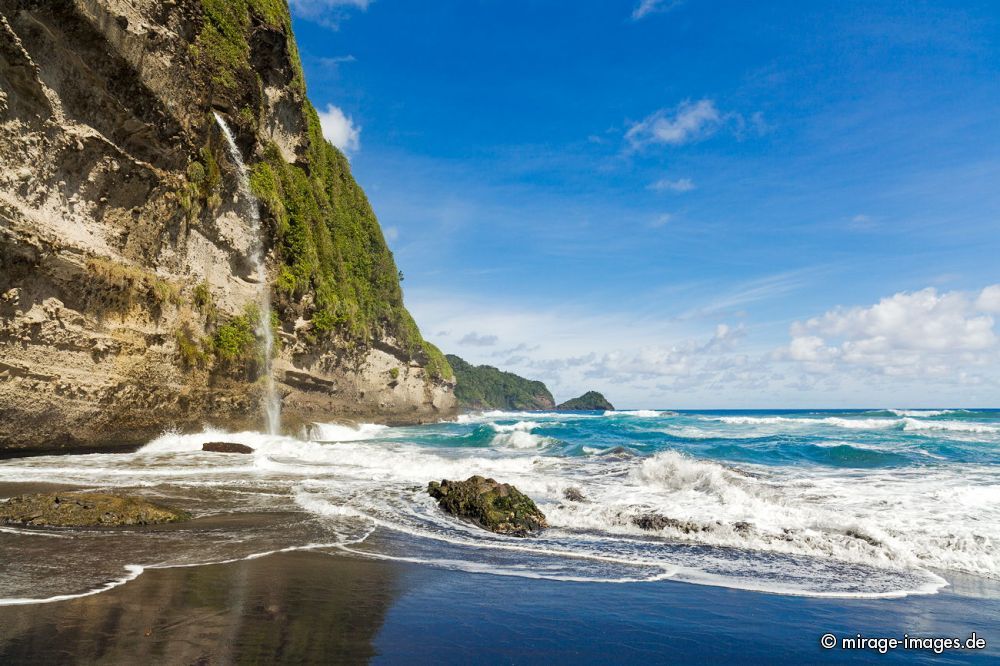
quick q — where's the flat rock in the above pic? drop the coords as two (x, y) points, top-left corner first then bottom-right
(202, 442), (254, 454)
(0, 493), (190, 527)
(428, 475), (547, 537)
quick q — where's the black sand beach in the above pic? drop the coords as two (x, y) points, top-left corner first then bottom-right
(1, 548), (996, 664)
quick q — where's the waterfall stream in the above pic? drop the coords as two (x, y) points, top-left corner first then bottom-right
(214, 113), (281, 435)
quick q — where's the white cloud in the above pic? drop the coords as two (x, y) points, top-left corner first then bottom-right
(976, 284), (1000, 313)
(632, 0), (683, 20)
(649, 177), (696, 193)
(786, 336), (829, 362)
(626, 99), (722, 149)
(408, 283), (1000, 408)
(383, 225), (399, 242)
(784, 287), (998, 377)
(317, 104), (361, 153)
(289, 0), (370, 27)
(407, 291), (765, 406)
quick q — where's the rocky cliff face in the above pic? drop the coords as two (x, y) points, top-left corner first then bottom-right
(0, 0), (456, 451)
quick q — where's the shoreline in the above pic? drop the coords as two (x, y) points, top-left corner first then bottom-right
(1, 474), (997, 604)
(0, 548), (996, 664)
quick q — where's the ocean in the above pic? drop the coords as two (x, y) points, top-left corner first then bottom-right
(0, 409), (997, 661)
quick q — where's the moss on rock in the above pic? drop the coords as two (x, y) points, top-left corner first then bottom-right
(427, 475), (548, 537)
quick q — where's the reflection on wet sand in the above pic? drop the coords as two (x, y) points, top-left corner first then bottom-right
(0, 551), (399, 664)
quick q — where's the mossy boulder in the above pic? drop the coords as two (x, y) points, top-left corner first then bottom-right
(0, 493), (190, 527)
(427, 476), (547, 537)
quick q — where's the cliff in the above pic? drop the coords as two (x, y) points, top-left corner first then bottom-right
(445, 355), (554, 412)
(0, 0), (455, 451)
(556, 391), (614, 411)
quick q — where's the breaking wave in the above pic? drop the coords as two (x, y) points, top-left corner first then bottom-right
(1, 407), (998, 602)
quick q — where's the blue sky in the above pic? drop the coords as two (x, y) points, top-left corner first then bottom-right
(288, 0), (1000, 407)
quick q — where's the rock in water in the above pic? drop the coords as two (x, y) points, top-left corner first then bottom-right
(0, 493), (190, 527)
(632, 513), (705, 534)
(202, 442), (254, 454)
(427, 476), (547, 537)
(556, 391), (614, 411)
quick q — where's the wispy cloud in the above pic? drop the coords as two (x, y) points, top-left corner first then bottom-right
(626, 99), (722, 149)
(459, 331), (499, 347)
(316, 54), (357, 68)
(625, 100), (768, 150)
(848, 213), (880, 230)
(649, 213), (673, 228)
(288, 0), (371, 28)
(679, 269), (816, 320)
(317, 104), (361, 153)
(631, 0), (684, 21)
(649, 177), (696, 193)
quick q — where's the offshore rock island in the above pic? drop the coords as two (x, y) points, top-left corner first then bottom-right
(0, 0), (456, 452)
(556, 391), (614, 411)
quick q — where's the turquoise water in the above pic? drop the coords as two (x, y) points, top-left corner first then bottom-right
(0, 408), (997, 604)
(389, 408), (1000, 467)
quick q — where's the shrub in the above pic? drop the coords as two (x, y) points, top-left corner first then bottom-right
(84, 257), (179, 311)
(422, 342), (454, 383)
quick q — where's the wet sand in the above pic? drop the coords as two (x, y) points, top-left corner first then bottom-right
(0, 548), (996, 665)
(0, 551), (399, 665)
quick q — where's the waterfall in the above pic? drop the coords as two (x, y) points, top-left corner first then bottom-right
(214, 113), (281, 435)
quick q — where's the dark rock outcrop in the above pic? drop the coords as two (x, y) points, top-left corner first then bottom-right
(632, 513), (705, 534)
(563, 487), (586, 502)
(0, 492), (190, 526)
(427, 475), (547, 537)
(202, 441), (254, 454)
(556, 391), (614, 411)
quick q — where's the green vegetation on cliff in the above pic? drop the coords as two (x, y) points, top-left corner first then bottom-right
(556, 391), (615, 411)
(249, 120), (417, 350)
(196, 0), (305, 93)
(192, 0), (450, 381)
(445, 355), (554, 411)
